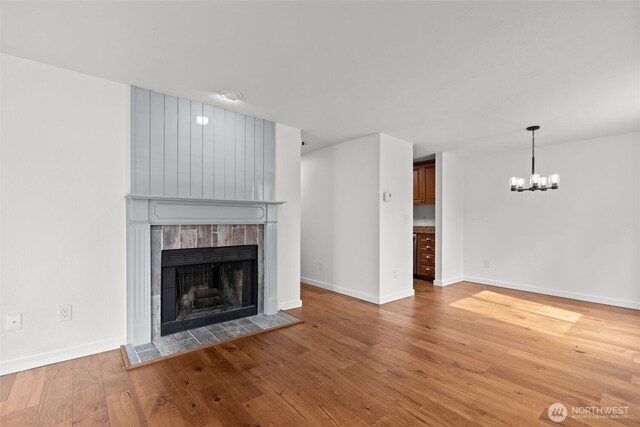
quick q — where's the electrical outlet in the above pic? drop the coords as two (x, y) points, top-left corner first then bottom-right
(484, 260), (491, 268)
(5, 313), (22, 331)
(318, 261), (324, 271)
(59, 304), (72, 322)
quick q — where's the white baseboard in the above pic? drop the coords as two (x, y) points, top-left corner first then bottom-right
(379, 288), (415, 304)
(301, 277), (380, 304)
(464, 276), (640, 310)
(301, 277), (415, 305)
(279, 299), (302, 310)
(433, 276), (464, 287)
(0, 336), (125, 375)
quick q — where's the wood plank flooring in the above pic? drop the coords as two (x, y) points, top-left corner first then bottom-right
(1, 280), (639, 426)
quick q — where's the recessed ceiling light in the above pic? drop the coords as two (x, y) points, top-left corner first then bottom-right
(219, 89), (242, 102)
(196, 115), (209, 126)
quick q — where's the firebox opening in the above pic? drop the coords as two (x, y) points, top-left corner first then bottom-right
(161, 245), (258, 335)
(175, 261), (246, 321)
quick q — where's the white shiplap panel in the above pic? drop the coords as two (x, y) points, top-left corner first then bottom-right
(133, 87), (150, 194)
(177, 98), (191, 198)
(190, 102), (203, 198)
(149, 91), (165, 196)
(245, 116), (255, 200)
(131, 87), (277, 203)
(202, 104), (215, 199)
(214, 107), (226, 199)
(164, 95), (178, 197)
(264, 120), (276, 201)
(224, 110), (236, 199)
(235, 113), (246, 200)
(254, 118), (264, 201)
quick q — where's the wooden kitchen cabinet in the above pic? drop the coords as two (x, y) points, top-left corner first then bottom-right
(413, 160), (435, 205)
(413, 165), (425, 204)
(416, 232), (436, 279)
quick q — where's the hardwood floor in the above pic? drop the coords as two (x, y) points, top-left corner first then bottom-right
(2, 280), (639, 426)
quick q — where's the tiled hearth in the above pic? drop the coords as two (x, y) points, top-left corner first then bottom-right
(151, 224), (264, 340)
(124, 311), (300, 366)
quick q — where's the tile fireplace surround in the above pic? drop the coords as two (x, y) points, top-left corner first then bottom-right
(150, 224), (265, 340)
(126, 195), (284, 346)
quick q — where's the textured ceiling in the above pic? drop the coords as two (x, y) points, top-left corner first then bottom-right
(2, 1), (639, 156)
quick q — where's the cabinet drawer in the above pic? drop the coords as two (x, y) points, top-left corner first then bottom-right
(418, 234), (435, 244)
(417, 263), (435, 276)
(418, 253), (435, 266)
(419, 244), (435, 254)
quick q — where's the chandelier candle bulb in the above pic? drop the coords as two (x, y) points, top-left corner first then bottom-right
(540, 176), (548, 190)
(509, 126), (560, 193)
(510, 177), (518, 190)
(530, 174), (540, 189)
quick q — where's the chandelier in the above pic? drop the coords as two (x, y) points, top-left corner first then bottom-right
(510, 126), (559, 192)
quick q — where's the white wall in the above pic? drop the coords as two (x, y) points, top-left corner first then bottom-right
(0, 57), (305, 374)
(413, 205), (435, 226)
(275, 123), (302, 310)
(1, 54), (130, 374)
(301, 134), (381, 302)
(437, 152), (465, 286)
(463, 132), (640, 309)
(301, 133), (414, 304)
(379, 134), (414, 302)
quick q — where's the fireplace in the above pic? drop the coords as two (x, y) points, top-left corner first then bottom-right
(126, 195), (281, 346)
(160, 245), (258, 335)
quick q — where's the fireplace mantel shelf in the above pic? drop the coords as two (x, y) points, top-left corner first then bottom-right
(127, 194), (286, 205)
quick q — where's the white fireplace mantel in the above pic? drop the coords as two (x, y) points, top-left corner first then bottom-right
(126, 194), (285, 345)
